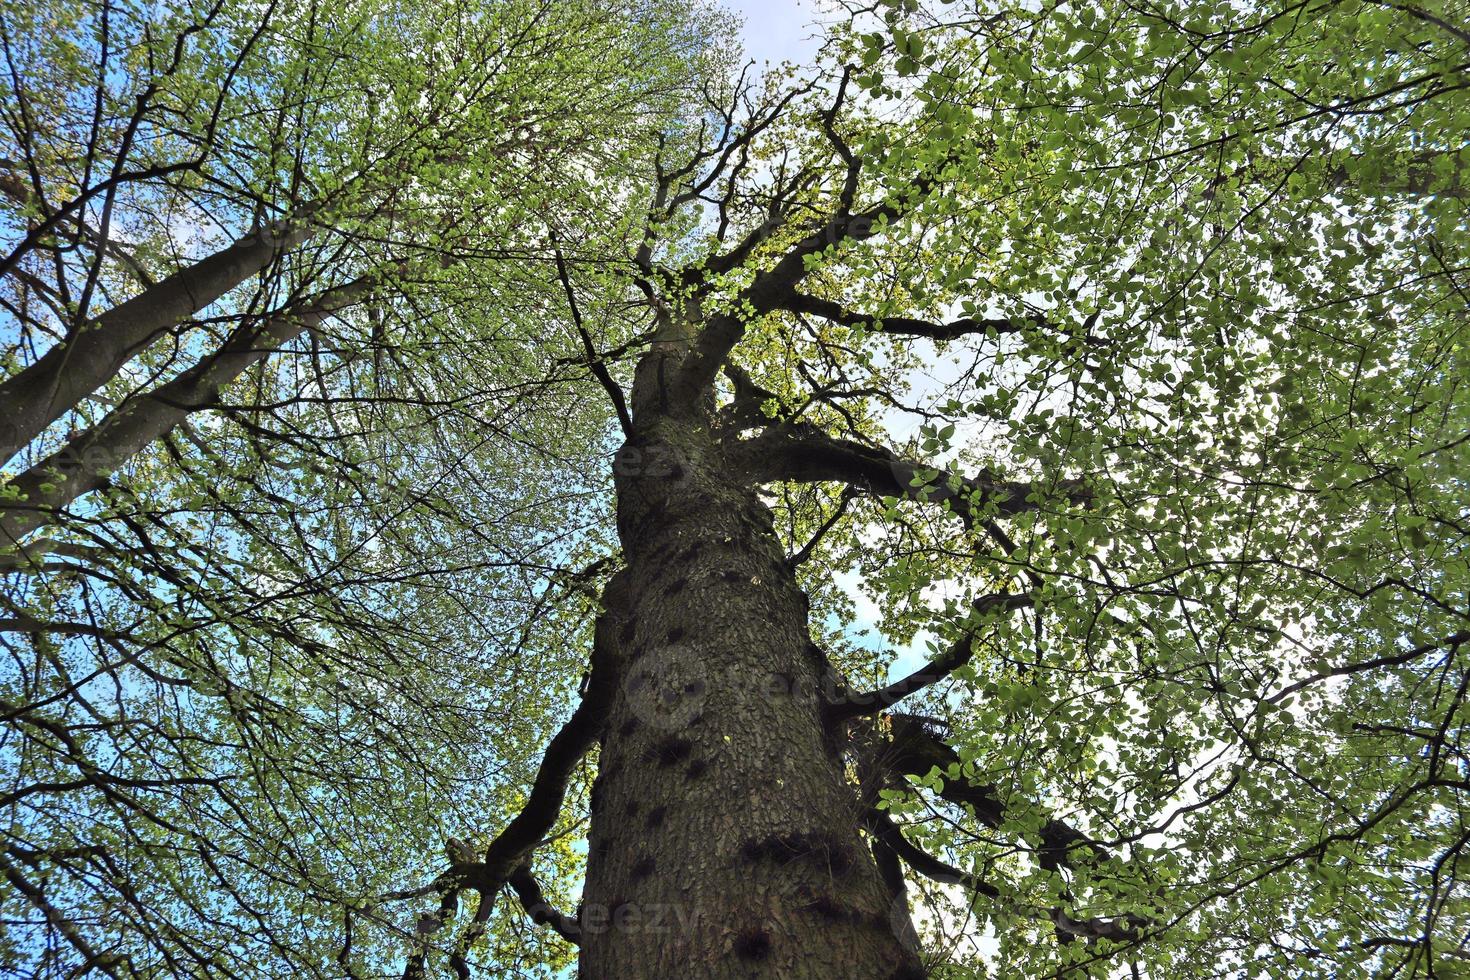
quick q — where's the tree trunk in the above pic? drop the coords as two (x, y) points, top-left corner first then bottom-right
(578, 411), (925, 978)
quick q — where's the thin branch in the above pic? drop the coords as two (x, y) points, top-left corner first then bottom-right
(551, 235), (632, 435)
(1268, 629), (1470, 704)
(827, 591), (1034, 719)
(1366, 1), (1470, 50)
(787, 489), (856, 569)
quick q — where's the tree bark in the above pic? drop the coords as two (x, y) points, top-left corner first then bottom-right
(0, 276), (363, 548)
(0, 213), (315, 463)
(578, 409), (925, 978)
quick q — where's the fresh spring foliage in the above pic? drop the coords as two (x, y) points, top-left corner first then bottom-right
(1, 0), (1467, 976)
(0, 0), (726, 974)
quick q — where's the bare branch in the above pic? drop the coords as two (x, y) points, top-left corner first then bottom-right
(551, 237), (633, 436)
(787, 489), (857, 569)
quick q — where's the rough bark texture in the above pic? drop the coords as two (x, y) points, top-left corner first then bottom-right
(577, 410), (925, 978)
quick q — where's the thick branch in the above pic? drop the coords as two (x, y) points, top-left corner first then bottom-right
(0, 209), (317, 463)
(0, 276), (369, 547)
(819, 68), (860, 214)
(507, 864), (581, 944)
(671, 147), (971, 409)
(869, 806), (1144, 945)
(865, 808), (1000, 899)
(730, 423), (1074, 521)
(781, 291), (1039, 342)
(399, 572), (627, 977)
(1049, 906), (1147, 945)
(882, 715), (1105, 873)
(475, 588), (623, 889)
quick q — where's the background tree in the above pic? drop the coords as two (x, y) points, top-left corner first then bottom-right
(0, 0), (725, 974)
(3, 0), (1469, 978)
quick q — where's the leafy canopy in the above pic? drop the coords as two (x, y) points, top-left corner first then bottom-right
(0, 0), (1467, 977)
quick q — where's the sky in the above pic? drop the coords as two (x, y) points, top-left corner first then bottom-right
(723, 0), (825, 67)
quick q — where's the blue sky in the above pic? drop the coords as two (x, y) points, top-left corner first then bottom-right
(723, 0), (824, 66)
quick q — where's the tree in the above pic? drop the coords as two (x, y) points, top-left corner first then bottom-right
(0, 0), (725, 974)
(3, 0), (1468, 978)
